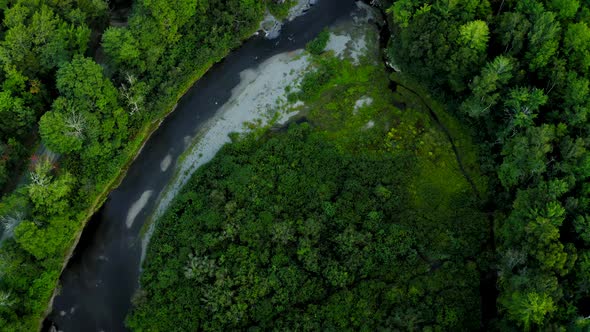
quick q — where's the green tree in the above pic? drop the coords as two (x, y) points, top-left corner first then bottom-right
(14, 215), (75, 260)
(548, 0), (580, 20)
(564, 22), (590, 73)
(27, 160), (75, 216)
(0, 91), (34, 138)
(56, 56), (120, 114)
(41, 56), (128, 169)
(461, 56), (515, 117)
(499, 125), (555, 188)
(137, 0), (197, 43)
(101, 27), (142, 69)
(0, 4), (90, 77)
(459, 20), (489, 51)
(560, 71), (590, 126)
(388, 0), (420, 28)
(503, 291), (556, 331)
(526, 11), (561, 71)
(496, 12), (531, 55)
(2, 65), (28, 94)
(39, 104), (85, 154)
(504, 87), (547, 130)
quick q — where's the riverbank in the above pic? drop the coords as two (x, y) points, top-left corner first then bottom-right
(40, 53), (222, 332)
(140, 0), (384, 265)
(36, 3), (305, 331)
(141, 50), (311, 262)
(43, 1), (358, 331)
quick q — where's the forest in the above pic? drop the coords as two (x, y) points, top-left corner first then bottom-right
(385, 0), (590, 329)
(129, 39), (488, 330)
(0, 0), (588, 330)
(0, 0), (286, 330)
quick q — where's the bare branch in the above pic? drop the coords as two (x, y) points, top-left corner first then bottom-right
(65, 108), (86, 138)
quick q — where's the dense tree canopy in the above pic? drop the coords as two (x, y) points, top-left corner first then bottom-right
(386, 0), (590, 329)
(0, 0), (104, 189)
(101, 0), (268, 127)
(129, 123), (485, 331)
(128, 31), (490, 330)
(2, 0), (590, 329)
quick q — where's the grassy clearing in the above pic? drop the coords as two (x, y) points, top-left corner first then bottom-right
(288, 27), (490, 259)
(389, 71), (488, 200)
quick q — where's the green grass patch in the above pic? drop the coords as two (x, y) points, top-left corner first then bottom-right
(305, 29), (331, 55)
(389, 71), (488, 200)
(289, 54), (397, 152)
(298, 50), (487, 247)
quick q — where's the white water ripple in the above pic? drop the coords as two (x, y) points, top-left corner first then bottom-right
(160, 154), (172, 172)
(126, 190), (153, 229)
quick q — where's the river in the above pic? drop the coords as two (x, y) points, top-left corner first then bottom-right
(45, 1), (356, 331)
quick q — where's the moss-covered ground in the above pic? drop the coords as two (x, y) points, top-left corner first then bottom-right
(292, 28), (487, 215)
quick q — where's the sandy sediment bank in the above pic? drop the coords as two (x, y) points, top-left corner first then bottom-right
(141, 49), (311, 262)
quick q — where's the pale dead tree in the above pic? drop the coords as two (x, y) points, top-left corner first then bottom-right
(184, 253), (217, 281)
(479, 101), (494, 113)
(0, 291), (14, 308)
(121, 73), (144, 116)
(125, 72), (137, 86)
(29, 170), (49, 187)
(0, 211), (24, 239)
(122, 87), (143, 116)
(29, 158), (52, 187)
(502, 248), (527, 271)
(65, 108), (86, 138)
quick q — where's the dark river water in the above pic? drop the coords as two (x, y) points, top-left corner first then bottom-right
(45, 1), (357, 331)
